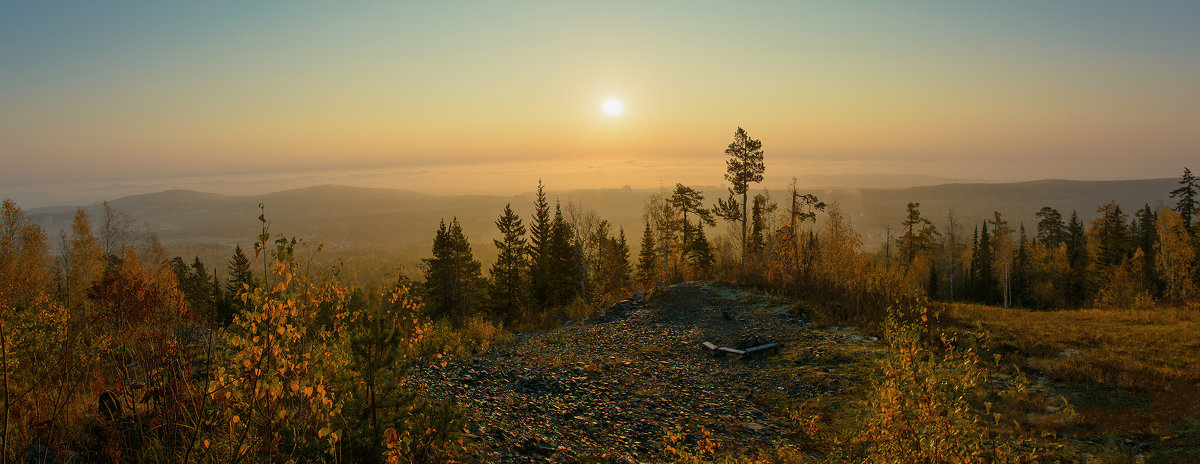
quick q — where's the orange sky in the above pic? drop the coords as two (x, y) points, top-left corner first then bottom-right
(2, 2), (1199, 206)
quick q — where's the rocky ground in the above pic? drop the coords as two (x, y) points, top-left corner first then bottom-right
(409, 282), (883, 463)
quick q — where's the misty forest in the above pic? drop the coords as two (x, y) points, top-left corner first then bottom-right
(2, 126), (1199, 463)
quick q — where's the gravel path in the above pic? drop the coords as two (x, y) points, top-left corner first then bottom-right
(410, 282), (874, 463)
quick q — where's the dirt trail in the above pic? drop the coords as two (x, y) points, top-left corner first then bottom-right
(410, 282), (881, 463)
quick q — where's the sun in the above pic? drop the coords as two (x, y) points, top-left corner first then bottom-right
(602, 98), (623, 116)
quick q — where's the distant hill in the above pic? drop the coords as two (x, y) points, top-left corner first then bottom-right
(28, 178), (1179, 285)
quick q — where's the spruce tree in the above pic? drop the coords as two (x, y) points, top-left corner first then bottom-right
(1012, 225), (1030, 307)
(1093, 201), (1130, 268)
(972, 222), (996, 304)
(748, 193), (775, 258)
(637, 221), (658, 284)
(1065, 211), (1089, 307)
(422, 218), (486, 322)
(1170, 167), (1198, 233)
(547, 202), (579, 306)
(1035, 206), (1065, 247)
(528, 181), (553, 310)
(1134, 204), (1161, 295)
(615, 227), (632, 288)
(489, 203), (528, 322)
(227, 244), (254, 295)
(224, 244), (254, 322)
(688, 223), (716, 277)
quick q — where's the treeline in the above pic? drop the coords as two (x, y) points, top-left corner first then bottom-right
(419, 180), (634, 329)
(889, 168), (1199, 310)
(631, 128), (1199, 315)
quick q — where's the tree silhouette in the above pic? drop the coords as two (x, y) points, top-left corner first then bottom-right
(637, 221), (657, 285)
(718, 127), (765, 271)
(899, 202), (940, 267)
(422, 218), (485, 322)
(1170, 167), (1198, 234)
(489, 203), (528, 322)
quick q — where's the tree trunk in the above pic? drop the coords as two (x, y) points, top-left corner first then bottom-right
(741, 190), (748, 274)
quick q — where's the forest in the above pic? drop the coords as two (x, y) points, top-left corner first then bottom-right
(2, 128), (1199, 463)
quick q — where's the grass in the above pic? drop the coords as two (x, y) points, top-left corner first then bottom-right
(943, 301), (1200, 462)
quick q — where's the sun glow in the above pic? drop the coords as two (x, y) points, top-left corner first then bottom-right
(602, 98), (623, 116)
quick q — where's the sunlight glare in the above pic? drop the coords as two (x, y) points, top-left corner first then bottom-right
(602, 98), (623, 116)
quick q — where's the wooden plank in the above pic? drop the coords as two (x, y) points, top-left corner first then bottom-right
(702, 342), (718, 351)
(717, 347), (747, 356)
(745, 343), (777, 354)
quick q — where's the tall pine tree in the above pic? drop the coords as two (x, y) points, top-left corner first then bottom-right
(489, 204), (528, 322)
(637, 221), (658, 285)
(1170, 167), (1197, 234)
(528, 180), (554, 310)
(719, 127), (765, 271)
(422, 218), (486, 322)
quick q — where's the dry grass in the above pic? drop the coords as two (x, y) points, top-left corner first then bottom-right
(945, 302), (1200, 461)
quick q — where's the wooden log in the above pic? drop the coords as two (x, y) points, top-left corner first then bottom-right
(702, 342), (717, 351)
(745, 343), (778, 354)
(717, 347), (747, 356)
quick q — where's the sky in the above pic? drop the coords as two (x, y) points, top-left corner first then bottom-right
(2, 1), (1199, 207)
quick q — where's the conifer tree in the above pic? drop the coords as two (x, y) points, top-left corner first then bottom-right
(423, 218), (486, 322)
(1035, 206), (1065, 247)
(227, 244), (254, 296)
(1170, 167), (1198, 233)
(1093, 201), (1131, 268)
(489, 203), (528, 322)
(899, 202), (940, 267)
(971, 222), (996, 303)
(719, 127), (765, 270)
(547, 202), (579, 306)
(688, 223), (716, 277)
(528, 180), (553, 309)
(1012, 224), (1030, 307)
(1133, 204), (1161, 295)
(748, 193), (776, 258)
(637, 221), (658, 285)
(615, 227), (632, 288)
(1065, 211), (1089, 307)
(670, 184), (715, 262)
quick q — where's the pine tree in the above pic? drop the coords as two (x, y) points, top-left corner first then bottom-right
(1170, 167), (1198, 233)
(720, 127), (765, 271)
(688, 223), (716, 277)
(899, 202), (940, 267)
(1012, 225), (1030, 307)
(528, 180), (553, 310)
(615, 227), (632, 288)
(547, 202), (579, 306)
(1065, 211), (1089, 307)
(1133, 204), (1161, 296)
(670, 184), (715, 263)
(1035, 206), (1065, 247)
(423, 218), (486, 322)
(748, 193), (775, 258)
(637, 221), (658, 285)
(489, 203), (528, 322)
(1093, 201), (1130, 268)
(227, 244), (254, 296)
(972, 222), (996, 304)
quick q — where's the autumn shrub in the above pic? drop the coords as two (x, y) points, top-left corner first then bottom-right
(826, 302), (1045, 463)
